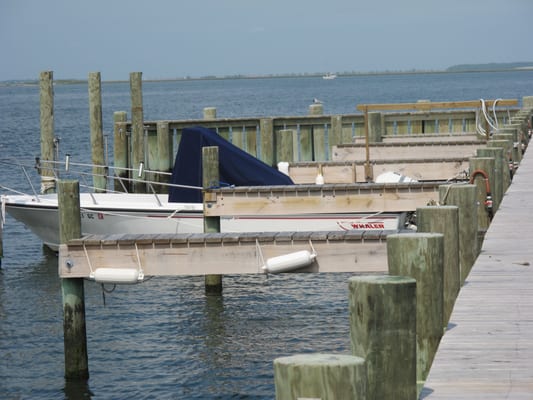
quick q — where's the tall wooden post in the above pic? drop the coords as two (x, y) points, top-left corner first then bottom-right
(469, 157), (495, 236)
(349, 275), (417, 400)
(387, 233), (444, 395)
(88, 72), (106, 192)
(477, 147), (504, 212)
(417, 206), (460, 327)
(203, 146), (222, 295)
(276, 129), (294, 164)
(58, 180), (89, 379)
(259, 118), (274, 165)
(156, 121), (173, 193)
(130, 72), (145, 193)
(439, 184), (478, 283)
(113, 111), (129, 192)
(40, 71), (56, 194)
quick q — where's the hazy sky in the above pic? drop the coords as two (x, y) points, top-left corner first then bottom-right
(1, 0), (532, 81)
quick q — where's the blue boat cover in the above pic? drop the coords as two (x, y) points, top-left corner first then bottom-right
(168, 126), (294, 203)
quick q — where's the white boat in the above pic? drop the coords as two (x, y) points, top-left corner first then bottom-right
(322, 73), (337, 80)
(1, 127), (408, 250)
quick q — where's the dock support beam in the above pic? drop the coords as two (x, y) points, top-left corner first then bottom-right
(58, 180), (89, 379)
(39, 70), (56, 194)
(203, 147), (222, 295)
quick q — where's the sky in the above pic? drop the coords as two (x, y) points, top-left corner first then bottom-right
(1, 0), (532, 81)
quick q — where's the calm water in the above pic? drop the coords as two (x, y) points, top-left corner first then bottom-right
(1, 71), (532, 399)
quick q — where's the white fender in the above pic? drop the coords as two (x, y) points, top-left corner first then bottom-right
(262, 250), (316, 274)
(91, 268), (143, 284)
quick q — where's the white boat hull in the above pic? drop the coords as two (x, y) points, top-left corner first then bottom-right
(2, 192), (405, 251)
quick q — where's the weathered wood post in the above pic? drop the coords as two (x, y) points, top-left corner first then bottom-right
(488, 139), (512, 190)
(477, 147), (504, 212)
(273, 353), (366, 399)
(203, 107), (217, 120)
(156, 121), (173, 193)
(349, 275), (417, 400)
(276, 129), (295, 164)
(417, 206), (460, 327)
(309, 104), (326, 161)
(493, 133), (520, 178)
(387, 233), (444, 395)
(309, 103), (323, 116)
(0, 215), (3, 267)
(329, 115), (343, 152)
(439, 184), (478, 283)
(40, 71), (56, 194)
(368, 111), (383, 142)
(113, 111), (129, 192)
(130, 72), (145, 193)
(469, 157), (495, 244)
(88, 72), (106, 192)
(58, 180), (89, 379)
(259, 118), (274, 165)
(203, 146), (222, 295)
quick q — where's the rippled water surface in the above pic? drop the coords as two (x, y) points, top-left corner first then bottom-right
(1, 71), (532, 399)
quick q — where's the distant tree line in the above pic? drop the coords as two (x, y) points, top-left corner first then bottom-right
(446, 62), (533, 72)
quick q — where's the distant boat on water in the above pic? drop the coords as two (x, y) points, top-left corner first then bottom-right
(322, 73), (337, 80)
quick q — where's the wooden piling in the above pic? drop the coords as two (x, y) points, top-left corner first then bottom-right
(203, 107), (217, 120)
(309, 103), (323, 115)
(259, 118), (274, 166)
(88, 72), (106, 192)
(387, 232), (444, 394)
(273, 353), (366, 399)
(130, 72), (145, 193)
(58, 180), (88, 379)
(469, 157), (496, 236)
(439, 184), (478, 282)
(488, 139), (512, 190)
(477, 147), (504, 212)
(349, 275), (417, 400)
(330, 115), (343, 150)
(202, 146), (222, 295)
(416, 206), (460, 327)
(368, 111), (383, 142)
(113, 111), (129, 192)
(276, 129), (294, 164)
(39, 71), (56, 194)
(156, 121), (173, 193)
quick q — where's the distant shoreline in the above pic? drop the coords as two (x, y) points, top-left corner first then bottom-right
(2, 65), (533, 87)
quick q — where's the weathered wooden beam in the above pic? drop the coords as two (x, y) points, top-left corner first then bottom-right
(204, 182), (440, 216)
(58, 231), (388, 279)
(289, 158), (469, 183)
(356, 99), (518, 112)
(332, 141), (484, 162)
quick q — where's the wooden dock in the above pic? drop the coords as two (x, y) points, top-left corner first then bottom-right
(421, 139), (533, 398)
(59, 230), (389, 278)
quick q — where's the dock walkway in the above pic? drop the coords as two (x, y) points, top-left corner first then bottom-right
(421, 141), (533, 398)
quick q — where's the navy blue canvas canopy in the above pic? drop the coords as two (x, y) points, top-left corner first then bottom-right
(168, 126), (294, 203)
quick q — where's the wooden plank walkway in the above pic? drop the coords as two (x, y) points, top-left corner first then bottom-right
(421, 141), (533, 398)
